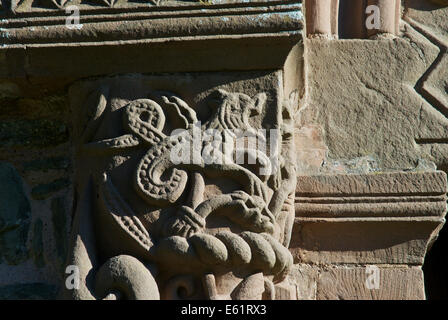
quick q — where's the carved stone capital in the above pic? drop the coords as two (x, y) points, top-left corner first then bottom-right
(64, 71), (300, 300)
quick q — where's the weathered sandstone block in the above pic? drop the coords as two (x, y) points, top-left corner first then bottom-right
(317, 266), (425, 300)
(290, 172), (447, 265)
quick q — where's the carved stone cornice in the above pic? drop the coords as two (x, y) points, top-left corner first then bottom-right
(295, 172), (447, 218)
(2, 0), (298, 12)
(0, 1), (303, 80)
(291, 171), (448, 265)
(1, 1), (303, 46)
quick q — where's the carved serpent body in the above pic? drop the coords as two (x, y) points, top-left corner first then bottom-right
(124, 93), (271, 207)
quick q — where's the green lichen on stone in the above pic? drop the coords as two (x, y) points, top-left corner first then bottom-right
(23, 156), (70, 172)
(0, 162), (31, 265)
(0, 283), (58, 300)
(31, 218), (45, 268)
(0, 119), (68, 148)
(31, 178), (70, 200)
(51, 197), (68, 272)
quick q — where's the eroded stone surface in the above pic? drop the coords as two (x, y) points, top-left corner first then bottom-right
(300, 33), (447, 170)
(286, 264), (317, 300)
(291, 217), (443, 265)
(317, 266), (425, 300)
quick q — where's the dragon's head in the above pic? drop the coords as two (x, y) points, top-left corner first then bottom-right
(208, 89), (267, 126)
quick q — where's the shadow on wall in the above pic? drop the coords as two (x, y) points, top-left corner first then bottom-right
(424, 163), (448, 299)
(410, 0), (448, 11)
(338, 0), (400, 39)
(423, 222), (448, 299)
(338, 0), (367, 39)
(408, 0), (448, 298)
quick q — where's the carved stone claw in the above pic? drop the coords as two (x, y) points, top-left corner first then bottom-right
(162, 206), (206, 238)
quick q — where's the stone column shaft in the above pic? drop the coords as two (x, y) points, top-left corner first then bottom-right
(367, 0), (400, 37)
(306, 0), (339, 38)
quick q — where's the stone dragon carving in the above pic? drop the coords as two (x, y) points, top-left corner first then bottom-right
(63, 85), (297, 300)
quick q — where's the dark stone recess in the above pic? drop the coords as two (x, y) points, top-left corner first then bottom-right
(423, 221), (448, 299)
(0, 161), (31, 265)
(0, 283), (58, 300)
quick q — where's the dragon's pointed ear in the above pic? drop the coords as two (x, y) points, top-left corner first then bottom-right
(252, 93), (267, 115)
(208, 89), (229, 109)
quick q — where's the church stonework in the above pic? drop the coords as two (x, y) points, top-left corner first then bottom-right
(0, 0), (447, 300)
(64, 74), (298, 299)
